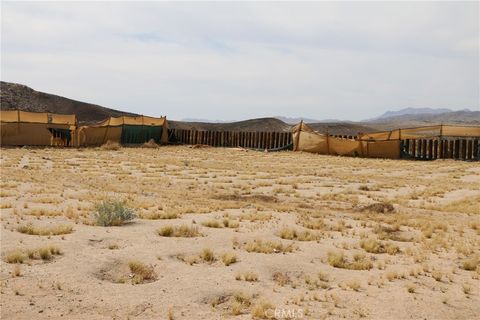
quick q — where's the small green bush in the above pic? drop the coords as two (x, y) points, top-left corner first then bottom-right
(94, 200), (136, 226)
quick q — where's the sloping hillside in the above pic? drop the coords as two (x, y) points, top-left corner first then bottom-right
(169, 118), (291, 132)
(0, 81), (136, 123)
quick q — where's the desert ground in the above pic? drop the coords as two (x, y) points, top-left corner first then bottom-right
(0, 146), (479, 319)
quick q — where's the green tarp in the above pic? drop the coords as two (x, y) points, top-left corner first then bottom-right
(120, 125), (163, 144)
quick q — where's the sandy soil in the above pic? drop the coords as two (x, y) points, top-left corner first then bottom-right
(1, 146), (479, 319)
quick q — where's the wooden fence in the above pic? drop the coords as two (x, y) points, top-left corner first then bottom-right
(168, 128), (292, 150)
(168, 128), (479, 160)
(401, 138), (479, 161)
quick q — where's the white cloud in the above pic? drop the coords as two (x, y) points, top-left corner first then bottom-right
(1, 1), (478, 121)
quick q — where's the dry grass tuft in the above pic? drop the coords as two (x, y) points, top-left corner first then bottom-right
(202, 219), (222, 228)
(101, 140), (121, 150)
(346, 279), (361, 291)
(251, 299), (275, 319)
(278, 227), (321, 241)
(298, 217), (325, 230)
(463, 283), (472, 295)
(128, 261), (157, 284)
(4, 250), (26, 264)
(221, 252), (237, 266)
(5, 246), (62, 263)
(461, 255), (479, 271)
(431, 270), (443, 282)
(406, 283), (416, 293)
(38, 246), (62, 260)
(200, 248), (216, 263)
(17, 223), (73, 236)
(229, 291), (252, 315)
(236, 271), (259, 282)
(272, 272), (291, 286)
(158, 224), (201, 237)
(359, 202), (394, 213)
(360, 238), (399, 255)
(13, 264), (21, 277)
(140, 211), (179, 220)
(327, 251), (373, 270)
(244, 239), (295, 254)
(142, 139), (159, 148)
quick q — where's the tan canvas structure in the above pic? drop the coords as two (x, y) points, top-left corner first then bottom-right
(358, 125), (480, 141)
(0, 110), (76, 146)
(77, 115), (168, 146)
(293, 122), (480, 159)
(292, 121), (400, 158)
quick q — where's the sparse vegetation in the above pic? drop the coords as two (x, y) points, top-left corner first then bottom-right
(4, 250), (26, 264)
(101, 140), (121, 150)
(94, 200), (136, 226)
(406, 283), (416, 293)
(128, 261), (157, 284)
(202, 219), (222, 228)
(140, 211), (179, 220)
(13, 264), (21, 277)
(157, 224), (201, 237)
(272, 272), (291, 286)
(200, 248), (216, 263)
(251, 299), (275, 319)
(461, 255), (479, 271)
(1, 145), (479, 319)
(244, 239), (295, 254)
(142, 139), (159, 148)
(4, 246), (62, 263)
(327, 251), (373, 270)
(221, 252), (237, 266)
(17, 223), (73, 236)
(278, 227), (321, 241)
(360, 238), (399, 255)
(346, 279), (361, 291)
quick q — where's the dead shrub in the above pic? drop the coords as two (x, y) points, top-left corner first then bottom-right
(128, 261), (157, 284)
(359, 202), (394, 213)
(272, 272), (291, 286)
(142, 139), (159, 148)
(101, 140), (121, 151)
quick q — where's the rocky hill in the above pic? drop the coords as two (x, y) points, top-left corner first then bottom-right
(1, 81), (136, 123)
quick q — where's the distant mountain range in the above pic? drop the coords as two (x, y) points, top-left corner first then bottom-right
(370, 107), (457, 120)
(274, 116), (323, 124)
(1, 81), (478, 134)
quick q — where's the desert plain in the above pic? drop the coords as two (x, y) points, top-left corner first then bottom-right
(0, 146), (479, 319)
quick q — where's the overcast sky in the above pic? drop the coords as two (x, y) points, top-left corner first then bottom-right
(1, 1), (478, 121)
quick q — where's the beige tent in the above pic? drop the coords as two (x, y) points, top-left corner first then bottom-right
(77, 115), (168, 146)
(0, 110), (76, 146)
